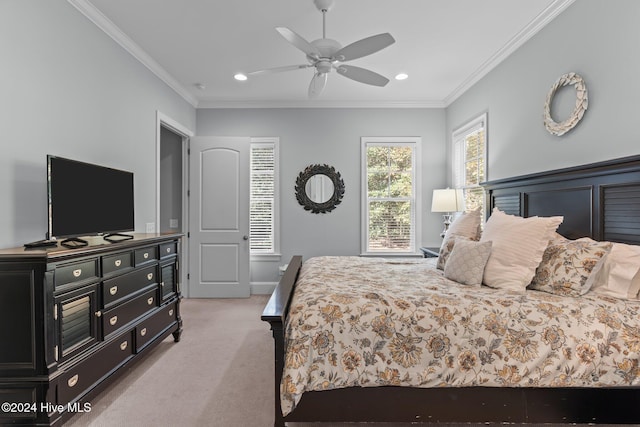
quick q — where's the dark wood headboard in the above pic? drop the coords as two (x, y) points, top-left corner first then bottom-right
(482, 155), (640, 244)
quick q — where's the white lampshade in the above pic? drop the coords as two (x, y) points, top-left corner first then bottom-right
(431, 188), (464, 213)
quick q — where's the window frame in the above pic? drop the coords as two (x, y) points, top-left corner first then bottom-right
(361, 136), (422, 256)
(451, 113), (487, 216)
(249, 137), (280, 261)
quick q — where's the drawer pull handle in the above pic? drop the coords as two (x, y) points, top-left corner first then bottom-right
(147, 273), (153, 281)
(110, 286), (118, 295)
(147, 297), (154, 305)
(140, 328), (147, 337)
(68, 374), (79, 388)
(115, 259), (122, 267)
(143, 252), (149, 259)
(109, 316), (118, 326)
(166, 247), (171, 253)
(72, 269), (82, 278)
(169, 309), (174, 317)
(120, 341), (128, 351)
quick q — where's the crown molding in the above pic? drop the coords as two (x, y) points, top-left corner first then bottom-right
(443, 0), (576, 107)
(69, 0), (573, 110)
(67, 0), (199, 108)
(196, 99), (446, 109)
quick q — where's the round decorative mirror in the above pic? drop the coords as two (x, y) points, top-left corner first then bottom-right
(295, 164), (345, 214)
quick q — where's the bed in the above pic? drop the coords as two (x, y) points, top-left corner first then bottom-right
(262, 155), (640, 426)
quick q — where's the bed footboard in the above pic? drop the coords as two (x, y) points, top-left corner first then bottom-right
(261, 256), (302, 427)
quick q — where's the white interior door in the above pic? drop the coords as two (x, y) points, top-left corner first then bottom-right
(188, 136), (250, 298)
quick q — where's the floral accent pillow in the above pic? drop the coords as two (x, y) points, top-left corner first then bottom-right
(444, 239), (493, 286)
(437, 236), (470, 270)
(529, 238), (612, 297)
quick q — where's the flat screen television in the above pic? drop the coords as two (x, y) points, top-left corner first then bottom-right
(47, 155), (134, 245)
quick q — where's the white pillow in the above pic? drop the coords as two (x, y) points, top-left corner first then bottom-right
(444, 239), (492, 286)
(437, 207), (482, 270)
(480, 208), (563, 292)
(443, 207), (482, 241)
(587, 242), (640, 299)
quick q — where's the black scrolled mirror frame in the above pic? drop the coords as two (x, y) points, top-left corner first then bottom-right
(295, 164), (345, 214)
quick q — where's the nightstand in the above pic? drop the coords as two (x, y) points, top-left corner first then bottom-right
(419, 247), (440, 258)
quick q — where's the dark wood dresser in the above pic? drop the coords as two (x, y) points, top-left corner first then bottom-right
(0, 233), (182, 425)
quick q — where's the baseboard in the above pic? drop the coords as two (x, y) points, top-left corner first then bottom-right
(251, 281), (277, 295)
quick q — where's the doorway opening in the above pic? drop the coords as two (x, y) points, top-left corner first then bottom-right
(156, 111), (193, 296)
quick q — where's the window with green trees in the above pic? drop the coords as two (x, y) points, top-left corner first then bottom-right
(362, 137), (421, 254)
(452, 114), (487, 215)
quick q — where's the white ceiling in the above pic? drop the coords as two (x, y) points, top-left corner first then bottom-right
(72, 0), (574, 108)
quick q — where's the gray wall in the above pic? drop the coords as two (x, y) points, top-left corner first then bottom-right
(197, 108), (446, 283)
(0, 1), (196, 248)
(160, 127), (184, 233)
(446, 0), (640, 182)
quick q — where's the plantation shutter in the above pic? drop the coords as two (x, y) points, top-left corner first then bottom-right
(250, 143), (275, 253)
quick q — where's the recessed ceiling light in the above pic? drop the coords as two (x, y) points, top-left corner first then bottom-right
(234, 73), (248, 81)
(395, 73), (409, 81)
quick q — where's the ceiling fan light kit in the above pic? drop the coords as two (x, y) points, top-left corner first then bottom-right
(248, 0), (395, 98)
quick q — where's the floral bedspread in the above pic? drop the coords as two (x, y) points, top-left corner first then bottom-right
(281, 256), (640, 416)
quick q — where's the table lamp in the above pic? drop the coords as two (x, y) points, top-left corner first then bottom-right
(431, 188), (464, 237)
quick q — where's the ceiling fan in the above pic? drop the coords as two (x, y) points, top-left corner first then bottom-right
(248, 0), (395, 98)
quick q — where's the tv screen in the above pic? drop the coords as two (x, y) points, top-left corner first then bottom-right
(48, 155), (134, 239)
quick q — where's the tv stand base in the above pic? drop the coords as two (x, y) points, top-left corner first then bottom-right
(104, 233), (134, 243)
(60, 237), (88, 248)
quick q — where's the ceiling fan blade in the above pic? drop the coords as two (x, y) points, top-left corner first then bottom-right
(336, 65), (389, 87)
(333, 33), (395, 62)
(276, 27), (320, 58)
(308, 72), (328, 98)
(248, 64), (311, 76)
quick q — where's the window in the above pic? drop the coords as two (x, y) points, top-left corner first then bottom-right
(452, 114), (487, 214)
(250, 138), (279, 258)
(361, 137), (421, 255)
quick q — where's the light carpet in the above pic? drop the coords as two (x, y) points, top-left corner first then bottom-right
(67, 296), (274, 427)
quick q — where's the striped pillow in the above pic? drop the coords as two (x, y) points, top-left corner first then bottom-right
(480, 208), (563, 292)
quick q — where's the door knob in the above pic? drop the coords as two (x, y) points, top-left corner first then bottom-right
(243, 235), (249, 240)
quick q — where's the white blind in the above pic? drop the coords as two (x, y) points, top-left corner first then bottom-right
(250, 143), (275, 253)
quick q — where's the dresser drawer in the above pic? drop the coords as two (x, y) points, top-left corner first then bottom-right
(135, 302), (178, 352)
(134, 246), (158, 266)
(159, 241), (177, 258)
(102, 287), (158, 338)
(58, 331), (133, 405)
(102, 265), (158, 309)
(54, 258), (99, 289)
(102, 251), (133, 276)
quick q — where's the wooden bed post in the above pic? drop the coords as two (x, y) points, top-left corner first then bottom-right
(262, 256), (303, 427)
